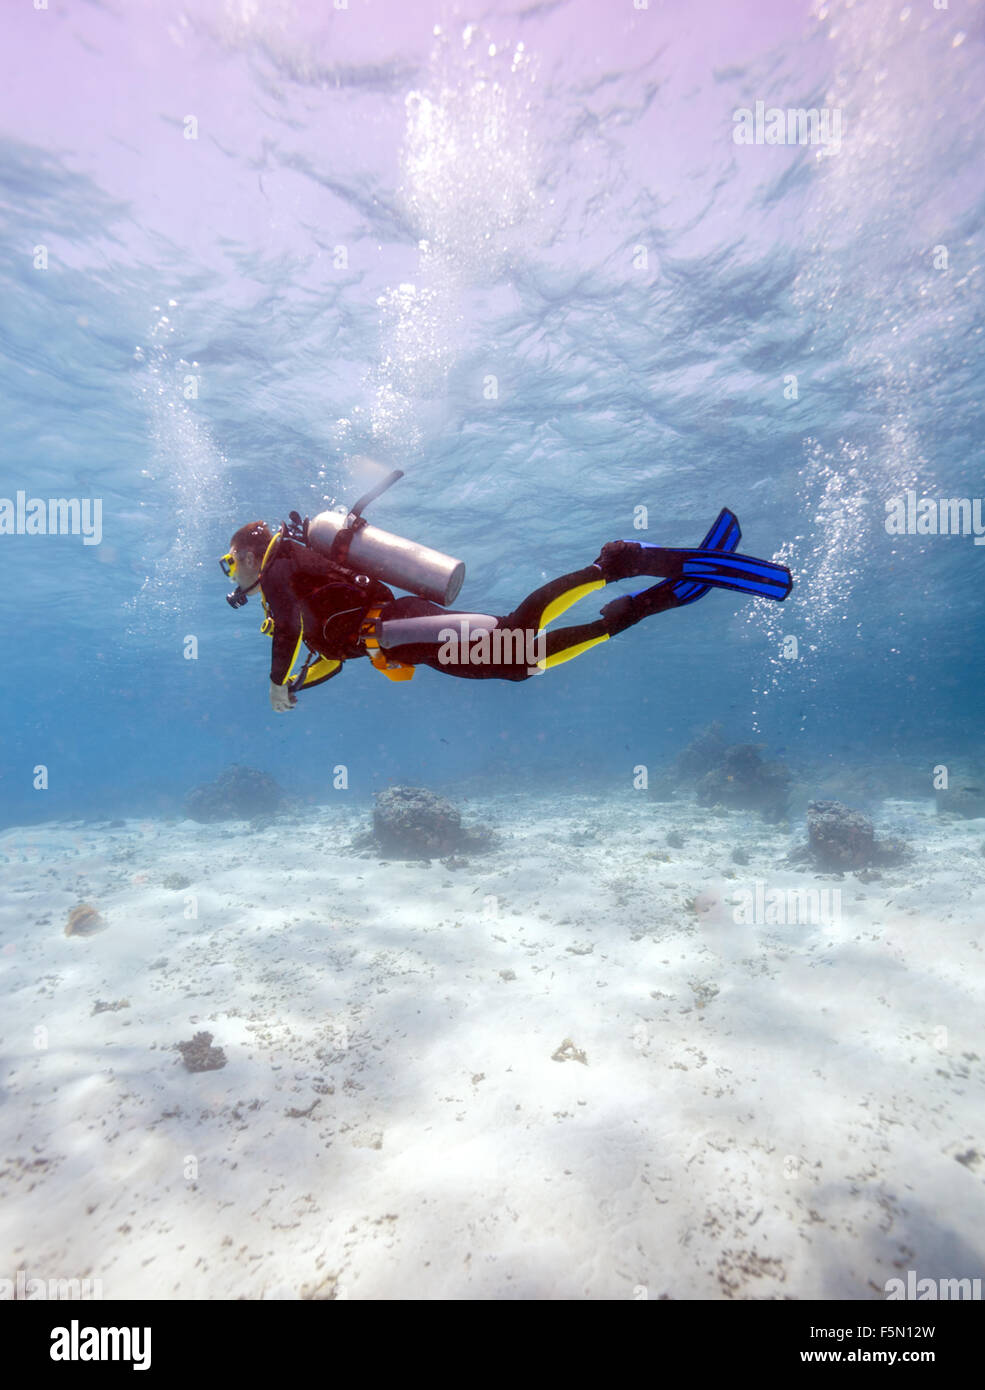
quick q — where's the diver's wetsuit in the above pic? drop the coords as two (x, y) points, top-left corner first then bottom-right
(258, 536), (394, 685)
(257, 514), (792, 688)
(258, 538), (672, 686)
(371, 567), (652, 681)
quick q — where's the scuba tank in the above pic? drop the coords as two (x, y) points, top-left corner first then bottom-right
(307, 469), (465, 606)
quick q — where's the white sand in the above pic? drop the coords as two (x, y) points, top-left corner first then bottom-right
(1, 793), (983, 1300)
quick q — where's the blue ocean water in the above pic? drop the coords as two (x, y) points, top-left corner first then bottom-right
(1, 1), (982, 828)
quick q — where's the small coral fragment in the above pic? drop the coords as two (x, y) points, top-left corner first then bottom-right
(552, 1037), (588, 1065)
(65, 903), (105, 937)
(176, 1031), (227, 1072)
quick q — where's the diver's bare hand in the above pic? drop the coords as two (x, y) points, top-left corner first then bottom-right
(269, 680), (297, 713)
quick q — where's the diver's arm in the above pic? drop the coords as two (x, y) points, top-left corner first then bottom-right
(270, 623), (303, 685)
(261, 562), (304, 686)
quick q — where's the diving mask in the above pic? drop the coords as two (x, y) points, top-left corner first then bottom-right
(221, 550), (251, 607)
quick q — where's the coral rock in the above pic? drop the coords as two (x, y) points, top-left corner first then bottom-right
(674, 722), (728, 780)
(807, 800), (876, 869)
(935, 767), (985, 820)
(184, 765), (284, 823)
(65, 903), (105, 937)
(177, 1031), (227, 1072)
(696, 744), (791, 822)
(372, 785), (484, 859)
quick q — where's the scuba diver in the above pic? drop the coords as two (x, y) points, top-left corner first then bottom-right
(219, 471), (793, 712)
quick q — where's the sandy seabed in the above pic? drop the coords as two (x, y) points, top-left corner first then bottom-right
(1, 792), (983, 1300)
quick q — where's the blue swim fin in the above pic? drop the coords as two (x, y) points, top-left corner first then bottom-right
(679, 552), (793, 601)
(605, 507), (792, 620)
(666, 507), (741, 606)
(624, 507), (743, 608)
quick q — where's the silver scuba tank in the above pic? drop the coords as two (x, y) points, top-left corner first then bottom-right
(306, 471), (465, 605)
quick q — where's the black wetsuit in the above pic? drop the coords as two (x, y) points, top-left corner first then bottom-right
(258, 538), (647, 685)
(259, 537), (393, 685)
(374, 575), (622, 682)
(256, 508), (793, 690)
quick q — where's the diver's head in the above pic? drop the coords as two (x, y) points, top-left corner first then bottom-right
(221, 520), (272, 603)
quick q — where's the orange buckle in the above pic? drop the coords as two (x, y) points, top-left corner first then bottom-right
(359, 609), (413, 681)
(359, 606), (382, 649)
(369, 652), (414, 682)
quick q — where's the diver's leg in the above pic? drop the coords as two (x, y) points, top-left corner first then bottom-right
(493, 564), (683, 674)
(595, 540), (792, 601)
(505, 564), (607, 631)
(596, 581), (683, 635)
(374, 598), (518, 680)
(375, 565), (613, 681)
(371, 565), (686, 682)
(534, 581), (683, 664)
